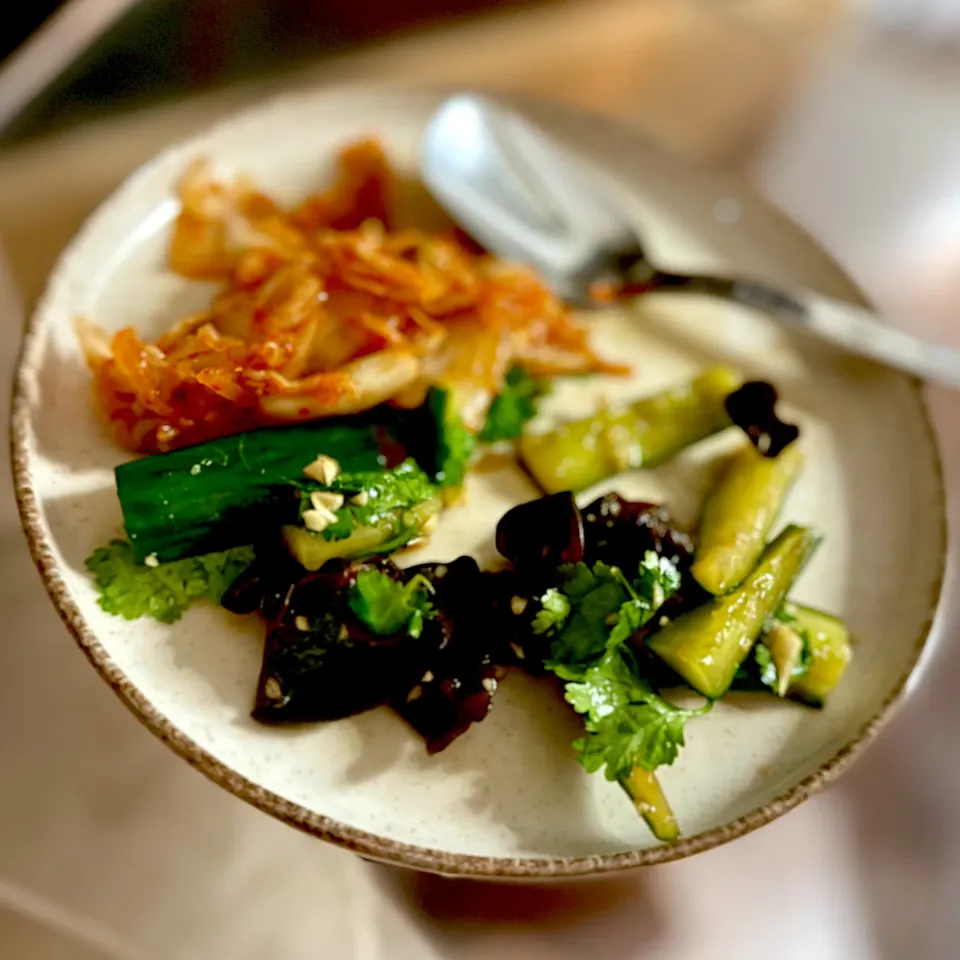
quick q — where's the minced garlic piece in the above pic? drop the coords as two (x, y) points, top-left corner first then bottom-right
(302, 507), (337, 533)
(310, 490), (344, 513)
(303, 454), (340, 485)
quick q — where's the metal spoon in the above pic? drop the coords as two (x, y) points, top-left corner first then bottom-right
(421, 93), (960, 389)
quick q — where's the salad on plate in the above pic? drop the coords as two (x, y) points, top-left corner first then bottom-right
(78, 138), (852, 841)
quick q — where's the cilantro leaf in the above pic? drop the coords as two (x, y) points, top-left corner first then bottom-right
(753, 643), (779, 690)
(635, 551), (682, 612)
(479, 367), (548, 443)
(86, 540), (254, 624)
(564, 649), (641, 719)
(545, 563), (631, 672)
(566, 650), (711, 778)
(608, 600), (645, 648)
(536, 551), (699, 781)
(532, 588), (571, 635)
(546, 555), (681, 671)
(573, 706), (695, 779)
(560, 560), (613, 602)
(348, 570), (436, 638)
(298, 460), (437, 542)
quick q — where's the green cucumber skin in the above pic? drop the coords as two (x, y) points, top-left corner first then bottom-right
(282, 498), (441, 571)
(519, 367), (742, 494)
(394, 387), (474, 487)
(780, 603), (852, 705)
(692, 442), (804, 596)
(648, 525), (819, 699)
(117, 422), (385, 563)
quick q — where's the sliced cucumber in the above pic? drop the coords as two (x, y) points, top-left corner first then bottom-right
(116, 421), (385, 563)
(647, 525), (819, 699)
(283, 498), (441, 571)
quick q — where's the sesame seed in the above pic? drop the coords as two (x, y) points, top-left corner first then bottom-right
(509, 642), (526, 660)
(406, 685), (423, 702)
(421, 670), (435, 683)
(294, 615), (310, 632)
(263, 677), (283, 700)
(510, 596), (528, 616)
(144, 553), (159, 568)
(338, 623), (350, 640)
(351, 490), (369, 507)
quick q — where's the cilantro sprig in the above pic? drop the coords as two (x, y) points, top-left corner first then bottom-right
(539, 552), (682, 676)
(536, 550), (709, 788)
(348, 569), (436, 639)
(480, 367), (548, 443)
(85, 540), (254, 623)
(531, 588), (570, 636)
(567, 650), (711, 779)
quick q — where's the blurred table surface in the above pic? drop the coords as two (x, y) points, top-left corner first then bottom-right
(2, 2), (960, 958)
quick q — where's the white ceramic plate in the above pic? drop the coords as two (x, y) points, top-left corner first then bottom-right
(12, 87), (945, 878)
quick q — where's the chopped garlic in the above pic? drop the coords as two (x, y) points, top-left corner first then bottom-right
(144, 553), (159, 568)
(351, 490), (369, 507)
(766, 624), (804, 698)
(302, 507), (338, 533)
(310, 490), (344, 513)
(303, 454), (340, 485)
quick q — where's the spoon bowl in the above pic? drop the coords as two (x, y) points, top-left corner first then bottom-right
(422, 93), (960, 388)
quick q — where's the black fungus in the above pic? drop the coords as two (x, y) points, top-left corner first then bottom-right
(724, 380), (799, 458)
(390, 557), (504, 753)
(489, 491), (698, 670)
(495, 492), (584, 572)
(230, 547), (510, 752)
(581, 493), (694, 574)
(483, 568), (556, 676)
(229, 488), (701, 749)
(227, 551), (444, 725)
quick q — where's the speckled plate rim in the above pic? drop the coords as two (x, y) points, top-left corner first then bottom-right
(10, 82), (948, 880)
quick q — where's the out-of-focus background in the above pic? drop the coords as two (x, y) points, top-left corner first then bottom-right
(3, 1), (960, 957)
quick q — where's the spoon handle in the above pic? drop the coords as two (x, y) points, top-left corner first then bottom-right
(651, 273), (808, 321)
(615, 271), (960, 389)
